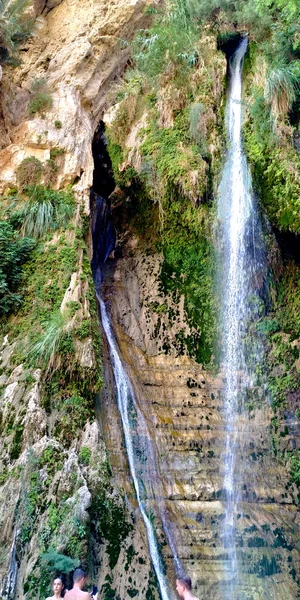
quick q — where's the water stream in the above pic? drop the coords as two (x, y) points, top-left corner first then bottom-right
(95, 280), (178, 600)
(217, 38), (267, 597)
(1, 528), (18, 600)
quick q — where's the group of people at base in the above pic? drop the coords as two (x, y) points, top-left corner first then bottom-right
(46, 567), (199, 600)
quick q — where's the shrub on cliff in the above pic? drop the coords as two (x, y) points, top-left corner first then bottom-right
(28, 78), (53, 116)
(0, 220), (34, 316)
(0, 0), (33, 65)
(16, 156), (44, 190)
(9, 185), (74, 238)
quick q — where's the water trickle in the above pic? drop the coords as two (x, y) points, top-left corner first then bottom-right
(217, 38), (267, 597)
(1, 528), (18, 600)
(95, 283), (178, 600)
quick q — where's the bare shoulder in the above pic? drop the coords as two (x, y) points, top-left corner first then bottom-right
(81, 592), (91, 600)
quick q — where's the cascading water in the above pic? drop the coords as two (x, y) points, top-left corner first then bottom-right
(1, 528), (18, 600)
(217, 38), (267, 597)
(94, 272), (179, 600)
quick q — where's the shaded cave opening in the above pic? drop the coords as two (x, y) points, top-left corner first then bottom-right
(90, 121), (117, 278)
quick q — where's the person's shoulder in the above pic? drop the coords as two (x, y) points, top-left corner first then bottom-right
(81, 592), (91, 599)
(45, 596), (53, 600)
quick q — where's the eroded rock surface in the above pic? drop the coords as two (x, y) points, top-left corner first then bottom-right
(101, 239), (300, 600)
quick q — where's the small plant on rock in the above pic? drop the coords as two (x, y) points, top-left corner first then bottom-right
(28, 78), (53, 116)
(15, 156), (43, 190)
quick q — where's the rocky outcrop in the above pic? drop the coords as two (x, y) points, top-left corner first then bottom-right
(0, 0), (161, 199)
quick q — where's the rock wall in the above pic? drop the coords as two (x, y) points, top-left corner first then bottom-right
(101, 230), (300, 600)
(0, 1), (300, 599)
(0, 1), (162, 598)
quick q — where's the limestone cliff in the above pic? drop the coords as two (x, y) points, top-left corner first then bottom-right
(0, 1), (161, 599)
(0, 1), (300, 600)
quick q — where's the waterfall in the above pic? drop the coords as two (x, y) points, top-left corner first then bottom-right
(217, 38), (267, 597)
(1, 528), (18, 600)
(95, 285), (178, 600)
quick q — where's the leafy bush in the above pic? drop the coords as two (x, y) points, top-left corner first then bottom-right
(276, 264), (300, 338)
(28, 92), (53, 116)
(134, 0), (198, 79)
(53, 394), (93, 447)
(79, 446), (91, 465)
(41, 548), (79, 575)
(10, 185), (74, 238)
(0, 0), (33, 64)
(43, 158), (59, 187)
(0, 220), (34, 316)
(15, 156), (44, 190)
(28, 78), (53, 116)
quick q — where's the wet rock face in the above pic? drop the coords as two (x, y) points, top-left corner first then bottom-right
(101, 239), (300, 600)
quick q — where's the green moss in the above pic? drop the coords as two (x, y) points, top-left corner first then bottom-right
(159, 192), (217, 364)
(276, 264), (300, 338)
(90, 469), (133, 570)
(10, 422), (24, 460)
(76, 319), (90, 339)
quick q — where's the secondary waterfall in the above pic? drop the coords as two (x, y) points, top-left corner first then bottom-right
(217, 38), (267, 597)
(95, 284), (179, 600)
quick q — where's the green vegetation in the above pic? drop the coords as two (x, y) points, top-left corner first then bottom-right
(28, 78), (53, 116)
(9, 185), (74, 238)
(53, 394), (94, 448)
(159, 194), (217, 364)
(0, 0), (33, 65)
(54, 120), (62, 129)
(16, 156), (44, 190)
(107, 0), (224, 364)
(90, 462), (133, 570)
(79, 446), (91, 465)
(0, 220), (34, 316)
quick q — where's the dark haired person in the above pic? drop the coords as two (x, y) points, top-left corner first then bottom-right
(64, 569), (98, 600)
(45, 576), (66, 600)
(176, 575), (200, 600)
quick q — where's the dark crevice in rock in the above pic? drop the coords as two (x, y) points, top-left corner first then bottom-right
(90, 121), (116, 278)
(274, 228), (300, 266)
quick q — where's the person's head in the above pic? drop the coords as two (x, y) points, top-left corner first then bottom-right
(53, 577), (64, 597)
(176, 575), (192, 598)
(73, 568), (87, 589)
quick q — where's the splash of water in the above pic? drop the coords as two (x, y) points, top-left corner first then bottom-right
(217, 38), (267, 597)
(97, 289), (179, 600)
